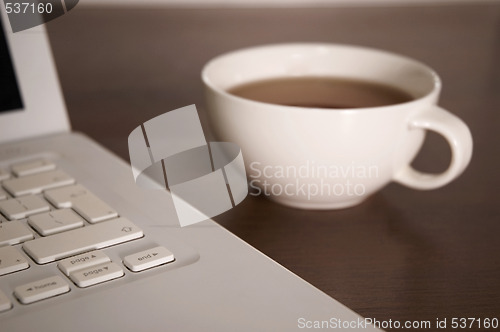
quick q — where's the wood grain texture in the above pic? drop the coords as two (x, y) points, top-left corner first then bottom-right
(47, 4), (500, 324)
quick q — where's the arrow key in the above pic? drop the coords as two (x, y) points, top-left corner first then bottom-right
(14, 276), (69, 304)
(58, 250), (110, 276)
(69, 262), (123, 288)
(123, 246), (174, 272)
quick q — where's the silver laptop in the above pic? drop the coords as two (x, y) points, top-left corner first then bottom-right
(0, 9), (380, 331)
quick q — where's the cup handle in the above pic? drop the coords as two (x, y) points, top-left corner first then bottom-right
(393, 106), (473, 190)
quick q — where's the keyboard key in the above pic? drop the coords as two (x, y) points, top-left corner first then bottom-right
(45, 184), (118, 223)
(0, 246), (29, 276)
(0, 169), (10, 181)
(23, 218), (143, 264)
(123, 246), (174, 272)
(0, 188), (7, 200)
(44, 184), (85, 208)
(71, 194), (118, 223)
(2, 170), (75, 197)
(0, 195), (50, 220)
(11, 159), (56, 177)
(14, 276), (70, 304)
(58, 250), (110, 276)
(28, 209), (84, 236)
(0, 221), (34, 246)
(0, 289), (12, 313)
(70, 262), (124, 288)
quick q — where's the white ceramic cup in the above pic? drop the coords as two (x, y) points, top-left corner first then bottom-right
(202, 43), (473, 209)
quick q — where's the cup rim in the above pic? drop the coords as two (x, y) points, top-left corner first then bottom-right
(201, 42), (442, 113)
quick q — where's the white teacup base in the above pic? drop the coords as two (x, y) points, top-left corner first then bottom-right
(266, 194), (367, 210)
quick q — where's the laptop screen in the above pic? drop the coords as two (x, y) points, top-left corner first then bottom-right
(0, 16), (24, 113)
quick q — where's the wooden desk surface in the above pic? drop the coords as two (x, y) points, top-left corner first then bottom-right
(47, 4), (500, 325)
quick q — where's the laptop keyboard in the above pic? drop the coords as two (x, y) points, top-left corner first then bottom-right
(0, 159), (175, 310)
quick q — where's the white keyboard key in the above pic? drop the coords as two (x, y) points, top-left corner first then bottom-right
(14, 276), (70, 304)
(0, 246), (29, 276)
(72, 194), (118, 223)
(23, 218), (143, 264)
(12, 159), (56, 177)
(0, 188), (7, 200)
(58, 250), (110, 276)
(44, 184), (86, 208)
(3, 170), (75, 197)
(28, 209), (84, 236)
(45, 184), (118, 223)
(0, 169), (10, 181)
(0, 221), (34, 246)
(0, 195), (50, 220)
(70, 262), (124, 288)
(0, 289), (12, 313)
(123, 246), (174, 272)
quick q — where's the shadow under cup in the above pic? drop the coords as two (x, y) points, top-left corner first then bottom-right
(202, 43), (472, 209)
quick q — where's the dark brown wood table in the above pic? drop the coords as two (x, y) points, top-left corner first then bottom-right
(47, 4), (499, 329)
